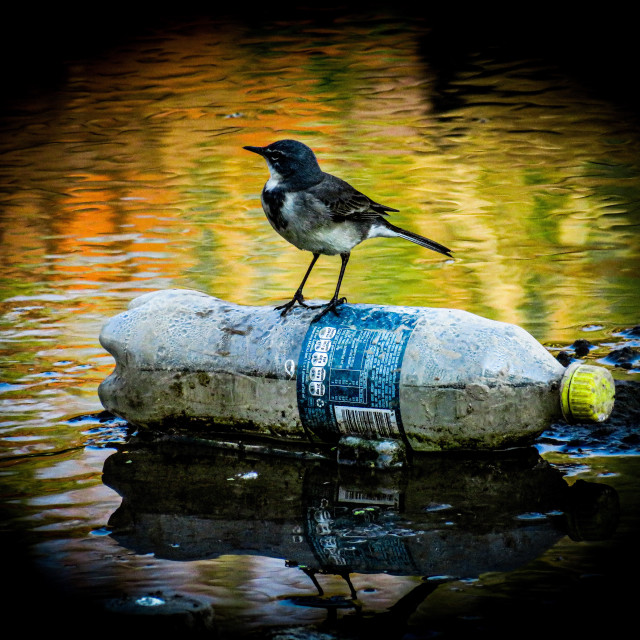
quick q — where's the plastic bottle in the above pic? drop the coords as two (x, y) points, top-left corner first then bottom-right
(98, 289), (615, 452)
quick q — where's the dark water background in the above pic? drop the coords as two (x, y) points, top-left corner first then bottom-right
(1, 7), (639, 638)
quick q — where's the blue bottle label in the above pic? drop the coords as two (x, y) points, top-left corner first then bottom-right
(297, 306), (419, 442)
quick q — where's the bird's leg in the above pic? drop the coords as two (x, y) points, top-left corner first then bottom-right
(312, 253), (350, 323)
(275, 253), (322, 316)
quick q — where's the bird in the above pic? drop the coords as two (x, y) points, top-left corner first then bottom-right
(243, 139), (452, 322)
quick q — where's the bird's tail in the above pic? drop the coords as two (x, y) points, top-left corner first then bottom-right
(377, 220), (452, 257)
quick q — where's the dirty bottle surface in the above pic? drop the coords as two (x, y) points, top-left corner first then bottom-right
(98, 289), (615, 452)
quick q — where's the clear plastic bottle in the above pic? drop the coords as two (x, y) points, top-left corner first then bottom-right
(98, 289), (615, 452)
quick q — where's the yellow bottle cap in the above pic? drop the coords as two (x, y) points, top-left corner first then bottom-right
(560, 363), (615, 423)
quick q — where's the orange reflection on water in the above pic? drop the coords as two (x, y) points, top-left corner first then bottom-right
(0, 16), (638, 349)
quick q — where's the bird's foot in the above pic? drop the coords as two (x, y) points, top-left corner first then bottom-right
(275, 292), (321, 316)
(311, 297), (347, 323)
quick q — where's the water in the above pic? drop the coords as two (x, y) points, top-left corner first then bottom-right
(1, 10), (639, 638)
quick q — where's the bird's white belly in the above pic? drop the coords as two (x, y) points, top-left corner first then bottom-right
(276, 193), (362, 255)
(298, 224), (362, 254)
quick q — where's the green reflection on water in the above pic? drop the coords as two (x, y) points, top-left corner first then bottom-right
(0, 12), (638, 636)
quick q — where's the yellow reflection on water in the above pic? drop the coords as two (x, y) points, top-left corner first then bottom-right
(0, 14), (638, 635)
(0, 15), (638, 353)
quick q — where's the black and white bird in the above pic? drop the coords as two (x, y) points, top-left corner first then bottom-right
(244, 139), (452, 321)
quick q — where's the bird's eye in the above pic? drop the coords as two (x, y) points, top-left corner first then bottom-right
(269, 151), (282, 160)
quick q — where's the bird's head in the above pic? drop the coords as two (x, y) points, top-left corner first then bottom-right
(243, 139), (323, 187)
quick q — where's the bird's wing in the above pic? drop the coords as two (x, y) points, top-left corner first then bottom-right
(308, 173), (398, 221)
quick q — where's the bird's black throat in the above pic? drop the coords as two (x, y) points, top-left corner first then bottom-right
(262, 186), (288, 231)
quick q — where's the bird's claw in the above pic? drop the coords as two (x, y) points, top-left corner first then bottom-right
(276, 292), (322, 316)
(275, 300), (295, 316)
(311, 297), (347, 323)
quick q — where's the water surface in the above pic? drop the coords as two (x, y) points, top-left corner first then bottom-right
(1, 11), (638, 638)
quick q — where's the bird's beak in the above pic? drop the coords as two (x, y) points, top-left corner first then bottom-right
(243, 145), (266, 156)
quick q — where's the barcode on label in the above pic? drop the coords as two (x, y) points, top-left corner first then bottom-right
(333, 406), (400, 438)
(338, 487), (400, 507)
